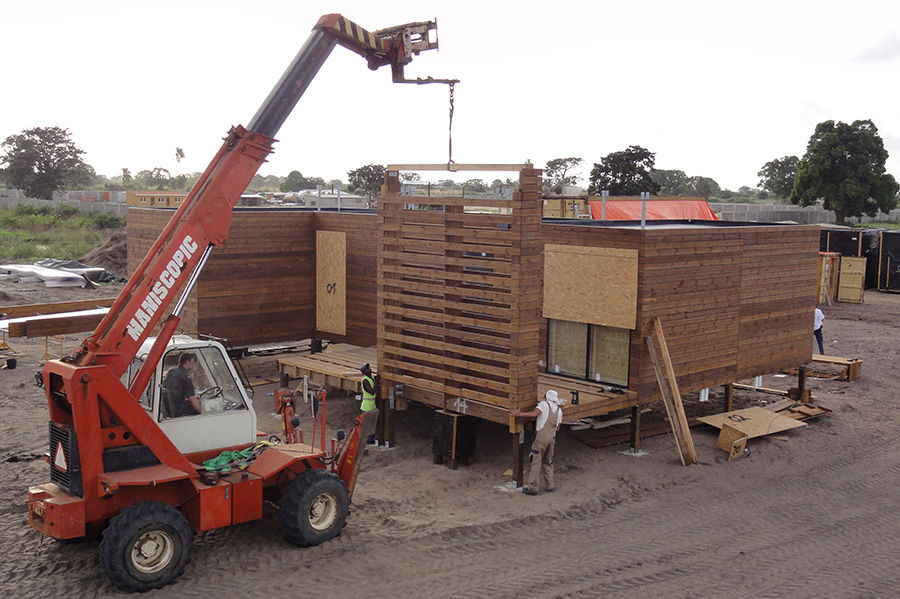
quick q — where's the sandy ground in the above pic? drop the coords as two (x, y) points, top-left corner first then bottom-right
(1, 279), (899, 598)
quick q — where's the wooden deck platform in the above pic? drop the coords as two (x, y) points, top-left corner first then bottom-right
(277, 344), (377, 393)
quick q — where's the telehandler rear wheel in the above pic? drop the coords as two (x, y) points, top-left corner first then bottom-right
(279, 469), (349, 547)
(100, 502), (193, 592)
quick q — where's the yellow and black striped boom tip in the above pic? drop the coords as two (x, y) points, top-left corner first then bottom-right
(315, 14), (387, 55)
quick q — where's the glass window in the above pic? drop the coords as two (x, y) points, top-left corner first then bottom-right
(547, 319), (588, 377)
(546, 319), (631, 387)
(120, 357), (154, 411)
(159, 347), (248, 420)
(194, 346), (246, 413)
(588, 325), (631, 387)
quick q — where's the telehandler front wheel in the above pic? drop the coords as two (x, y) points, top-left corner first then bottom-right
(100, 502), (193, 592)
(278, 469), (349, 547)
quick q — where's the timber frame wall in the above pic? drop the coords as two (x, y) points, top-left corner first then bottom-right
(129, 188), (820, 429)
(538, 222), (820, 414)
(376, 168), (544, 425)
(127, 208), (377, 347)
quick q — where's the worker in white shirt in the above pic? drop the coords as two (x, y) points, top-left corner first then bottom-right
(814, 307), (825, 355)
(513, 389), (565, 495)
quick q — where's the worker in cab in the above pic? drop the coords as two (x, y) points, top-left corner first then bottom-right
(161, 353), (202, 418)
(513, 389), (565, 495)
(360, 363), (377, 444)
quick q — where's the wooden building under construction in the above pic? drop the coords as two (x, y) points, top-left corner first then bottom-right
(128, 166), (820, 471)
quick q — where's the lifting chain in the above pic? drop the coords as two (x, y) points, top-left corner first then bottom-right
(447, 81), (456, 170)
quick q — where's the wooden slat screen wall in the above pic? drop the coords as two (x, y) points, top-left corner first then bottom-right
(377, 169), (544, 423)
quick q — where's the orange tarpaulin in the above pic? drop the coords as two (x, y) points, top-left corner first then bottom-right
(588, 199), (718, 221)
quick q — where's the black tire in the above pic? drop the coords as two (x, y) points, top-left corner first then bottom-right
(278, 469), (349, 547)
(99, 502), (193, 592)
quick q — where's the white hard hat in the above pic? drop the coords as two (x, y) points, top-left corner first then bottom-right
(546, 389), (563, 405)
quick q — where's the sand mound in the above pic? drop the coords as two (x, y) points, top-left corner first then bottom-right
(80, 230), (127, 278)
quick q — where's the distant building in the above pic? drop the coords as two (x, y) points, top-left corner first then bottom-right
(125, 191), (187, 207)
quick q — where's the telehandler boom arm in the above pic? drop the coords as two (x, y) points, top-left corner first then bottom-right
(74, 14), (451, 389)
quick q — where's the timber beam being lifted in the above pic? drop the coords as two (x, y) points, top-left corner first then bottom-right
(386, 163), (531, 172)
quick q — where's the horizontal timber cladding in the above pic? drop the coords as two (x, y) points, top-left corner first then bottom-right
(538, 222), (820, 409)
(377, 169), (544, 423)
(127, 207), (379, 348)
(633, 224), (820, 403)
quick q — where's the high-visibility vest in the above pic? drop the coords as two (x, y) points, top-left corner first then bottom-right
(361, 374), (376, 412)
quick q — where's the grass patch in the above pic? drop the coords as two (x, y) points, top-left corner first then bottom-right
(0, 205), (124, 262)
(857, 220), (900, 230)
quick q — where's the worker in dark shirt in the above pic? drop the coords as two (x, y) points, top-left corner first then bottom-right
(162, 353), (202, 417)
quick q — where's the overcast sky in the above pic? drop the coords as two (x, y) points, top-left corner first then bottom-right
(4, 0), (900, 191)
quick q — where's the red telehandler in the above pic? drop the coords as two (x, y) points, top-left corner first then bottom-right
(26, 14), (453, 592)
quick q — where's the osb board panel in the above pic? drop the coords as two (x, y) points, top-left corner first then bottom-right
(543, 244), (637, 329)
(837, 257), (865, 303)
(316, 231), (347, 336)
(697, 406), (806, 437)
(314, 213), (379, 346)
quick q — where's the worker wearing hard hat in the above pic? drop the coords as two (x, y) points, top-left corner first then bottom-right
(360, 363), (377, 444)
(513, 389), (565, 495)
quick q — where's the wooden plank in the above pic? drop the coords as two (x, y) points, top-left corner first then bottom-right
(0, 298), (116, 319)
(7, 312), (106, 337)
(645, 318), (698, 465)
(386, 163), (530, 171)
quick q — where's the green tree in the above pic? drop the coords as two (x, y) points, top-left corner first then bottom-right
(280, 170), (307, 192)
(121, 168), (133, 185)
(464, 178), (487, 192)
(687, 176), (721, 197)
(588, 146), (661, 195)
(790, 120), (899, 223)
(0, 126), (94, 199)
(758, 155), (799, 198)
(650, 169), (720, 197)
(348, 164), (385, 201)
(135, 167), (171, 190)
(650, 169), (689, 195)
(544, 157), (582, 195)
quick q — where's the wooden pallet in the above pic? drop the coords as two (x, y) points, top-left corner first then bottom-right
(811, 354), (862, 381)
(277, 344), (377, 393)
